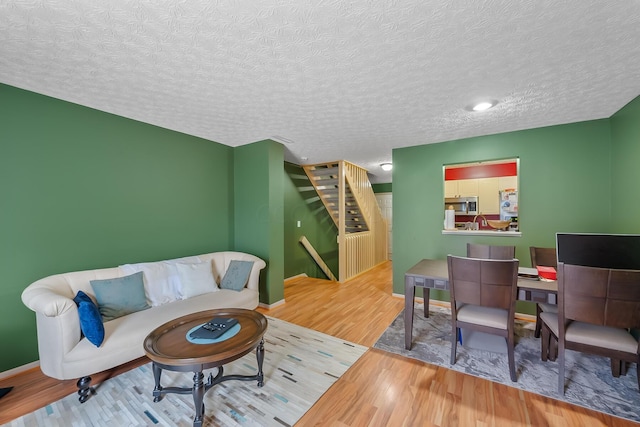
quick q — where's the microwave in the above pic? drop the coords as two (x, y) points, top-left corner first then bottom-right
(445, 196), (479, 215)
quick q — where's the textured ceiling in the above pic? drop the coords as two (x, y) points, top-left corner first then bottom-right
(1, 1), (639, 183)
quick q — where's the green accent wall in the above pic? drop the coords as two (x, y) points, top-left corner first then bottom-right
(372, 183), (392, 193)
(393, 119), (614, 314)
(0, 83), (235, 371)
(610, 95), (640, 233)
(283, 162), (338, 279)
(2, 78), (638, 373)
(233, 140), (285, 305)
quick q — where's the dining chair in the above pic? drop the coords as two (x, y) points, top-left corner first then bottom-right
(530, 246), (558, 338)
(540, 262), (640, 395)
(466, 243), (515, 260)
(447, 255), (520, 382)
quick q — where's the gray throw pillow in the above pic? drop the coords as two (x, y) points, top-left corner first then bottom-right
(90, 271), (150, 321)
(220, 260), (254, 291)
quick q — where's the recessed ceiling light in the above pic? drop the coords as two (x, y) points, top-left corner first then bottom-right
(472, 101), (495, 111)
(380, 163), (393, 171)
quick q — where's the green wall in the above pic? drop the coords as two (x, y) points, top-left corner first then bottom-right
(0, 84), (235, 371)
(610, 95), (640, 233)
(283, 162), (338, 279)
(393, 119), (613, 313)
(234, 140), (285, 305)
(372, 183), (392, 193)
(3, 78), (637, 373)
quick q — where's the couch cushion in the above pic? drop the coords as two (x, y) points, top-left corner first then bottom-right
(90, 271), (150, 321)
(176, 261), (218, 299)
(73, 291), (105, 347)
(119, 262), (180, 306)
(220, 260), (254, 291)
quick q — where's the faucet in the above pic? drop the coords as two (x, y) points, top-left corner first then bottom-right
(472, 213), (487, 230)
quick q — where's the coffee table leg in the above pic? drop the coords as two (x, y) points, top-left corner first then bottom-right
(152, 363), (163, 402)
(256, 338), (265, 387)
(192, 371), (205, 427)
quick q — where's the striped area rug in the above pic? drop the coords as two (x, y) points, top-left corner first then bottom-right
(8, 317), (367, 427)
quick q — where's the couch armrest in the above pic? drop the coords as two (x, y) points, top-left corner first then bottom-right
(22, 284), (76, 317)
(21, 277), (81, 379)
(35, 309), (82, 379)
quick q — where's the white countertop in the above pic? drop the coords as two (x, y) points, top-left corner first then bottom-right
(442, 229), (522, 237)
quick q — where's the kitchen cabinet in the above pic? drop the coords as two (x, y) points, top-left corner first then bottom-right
(445, 179), (478, 197)
(445, 176), (516, 215)
(458, 179), (478, 196)
(444, 180), (458, 198)
(499, 176), (518, 191)
(478, 177), (500, 214)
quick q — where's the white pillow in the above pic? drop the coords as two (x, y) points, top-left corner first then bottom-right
(176, 261), (218, 299)
(120, 262), (180, 306)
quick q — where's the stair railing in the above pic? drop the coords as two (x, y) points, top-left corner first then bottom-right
(303, 160), (388, 282)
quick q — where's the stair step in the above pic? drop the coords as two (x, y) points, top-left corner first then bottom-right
(314, 179), (339, 187)
(323, 199), (357, 206)
(320, 185), (353, 193)
(322, 190), (355, 198)
(303, 161), (379, 237)
(309, 167), (339, 177)
(345, 217), (364, 223)
(325, 209), (361, 217)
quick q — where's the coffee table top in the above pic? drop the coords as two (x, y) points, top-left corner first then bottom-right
(144, 308), (267, 369)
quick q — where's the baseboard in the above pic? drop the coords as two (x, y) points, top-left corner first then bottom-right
(258, 299), (286, 309)
(0, 361), (39, 381)
(392, 293), (535, 323)
(284, 273), (308, 282)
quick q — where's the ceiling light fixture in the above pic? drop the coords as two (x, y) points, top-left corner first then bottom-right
(472, 101), (496, 112)
(380, 163), (393, 171)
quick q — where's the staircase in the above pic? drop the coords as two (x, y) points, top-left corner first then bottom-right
(303, 161), (388, 282)
(303, 163), (368, 233)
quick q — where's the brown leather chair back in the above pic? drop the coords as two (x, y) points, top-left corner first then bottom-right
(530, 247), (557, 268)
(559, 262), (640, 328)
(467, 243), (515, 260)
(448, 255), (519, 310)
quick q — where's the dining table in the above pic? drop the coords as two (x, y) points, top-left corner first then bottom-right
(404, 258), (557, 350)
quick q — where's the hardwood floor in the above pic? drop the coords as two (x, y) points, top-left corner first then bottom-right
(1, 261), (637, 426)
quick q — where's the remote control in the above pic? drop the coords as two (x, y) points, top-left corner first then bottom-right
(189, 317), (238, 340)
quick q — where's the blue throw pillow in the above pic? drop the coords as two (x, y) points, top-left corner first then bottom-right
(73, 291), (105, 347)
(220, 260), (254, 291)
(90, 271), (150, 321)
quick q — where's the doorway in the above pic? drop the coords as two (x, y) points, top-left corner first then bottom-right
(375, 193), (392, 260)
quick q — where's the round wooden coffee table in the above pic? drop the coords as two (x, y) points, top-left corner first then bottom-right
(143, 308), (267, 427)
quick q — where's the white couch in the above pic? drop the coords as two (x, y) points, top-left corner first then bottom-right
(21, 251), (266, 392)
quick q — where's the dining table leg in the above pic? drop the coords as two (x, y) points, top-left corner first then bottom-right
(405, 277), (416, 350)
(423, 288), (430, 317)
